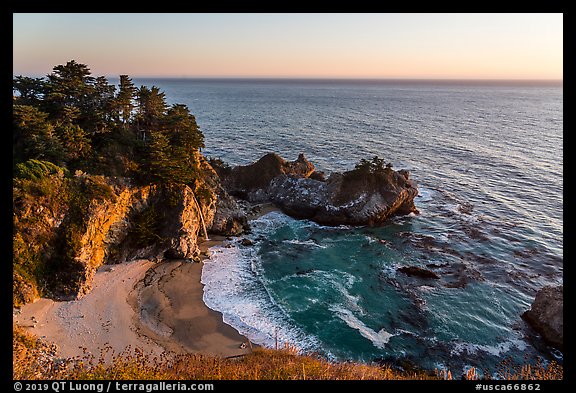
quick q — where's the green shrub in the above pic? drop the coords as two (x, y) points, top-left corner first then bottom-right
(14, 159), (68, 180)
(83, 176), (117, 203)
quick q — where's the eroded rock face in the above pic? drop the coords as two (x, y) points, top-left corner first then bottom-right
(522, 285), (563, 350)
(209, 189), (248, 236)
(13, 175), (225, 303)
(73, 182), (208, 297)
(218, 153), (315, 201)
(219, 153), (419, 226)
(158, 183), (216, 261)
(13, 271), (39, 306)
(267, 165), (419, 226)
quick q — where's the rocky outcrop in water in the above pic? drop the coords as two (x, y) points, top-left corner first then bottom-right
(217, 153), (419, 226)
(215, 152), (316, 201)
(268, 168), (418, 226)
(522, 285), (563, 350)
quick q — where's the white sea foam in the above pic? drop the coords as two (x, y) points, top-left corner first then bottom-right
(330, 305), (394, 349)
(146, 79), (562, 369)
(201, 214), (322, 353)
(249, 210), (295, 233)
(449, 337), (528, 357)
(308, 269), (364, 315)
(283, 239), (327, 248)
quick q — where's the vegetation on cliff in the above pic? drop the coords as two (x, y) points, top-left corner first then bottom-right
(12, 61), (216, 306)
(13, 160), (120, 304)
(13, 60), (204, 182)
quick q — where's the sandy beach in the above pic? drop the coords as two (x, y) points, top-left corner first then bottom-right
(14, 240), (252, 360)
(132, 240), (252, 358)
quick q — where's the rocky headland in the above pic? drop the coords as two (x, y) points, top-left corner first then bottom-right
(214, 153), (419, 226)
(13, 155), (248, 305)
(16, 150), (560, 358)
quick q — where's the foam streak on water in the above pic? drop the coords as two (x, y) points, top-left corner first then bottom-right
(330, 305), (394, 349)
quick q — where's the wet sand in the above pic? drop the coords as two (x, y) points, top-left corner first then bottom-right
(132, 247), (252, 357)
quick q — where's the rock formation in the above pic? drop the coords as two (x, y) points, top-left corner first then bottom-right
(397, 266), (440, 279)
(218, 153), (419, 226)
(522, 285), (563, 350)
(13, 151), (417, 305)
(215, 152), (316, 201)
(209, 191), (248, 235)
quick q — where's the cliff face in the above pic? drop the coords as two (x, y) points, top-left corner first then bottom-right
(13, 173), (70, 306)
(71, 180), (217, 298)
(70, 181), (157, 298)
(195, 153), (248, 236)
(13, 158), (244, 305)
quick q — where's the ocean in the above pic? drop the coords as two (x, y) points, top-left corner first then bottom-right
(132, 78), (563, 376)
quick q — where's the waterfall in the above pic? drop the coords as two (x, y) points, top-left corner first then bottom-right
(191, 191), (209, 241)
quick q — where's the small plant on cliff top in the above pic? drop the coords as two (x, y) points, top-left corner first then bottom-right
(353, 156), (389, 174)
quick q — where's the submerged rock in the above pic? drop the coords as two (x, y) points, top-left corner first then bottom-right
(240, 238), (254, 246)
(398, 266), (440, 280)
(522, 285), (563, 350)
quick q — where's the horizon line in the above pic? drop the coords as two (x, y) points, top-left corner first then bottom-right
(12, 73), (563, 86)
(107, 76), (564, 81)
(13, 72), (563, 81)
(85, 76), (566, 88)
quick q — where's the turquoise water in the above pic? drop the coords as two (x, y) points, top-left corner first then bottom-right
(130, 79), (562, 374)
(203, 208), (540, 375)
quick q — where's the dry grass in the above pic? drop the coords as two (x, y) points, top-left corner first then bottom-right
(13, 325), (562, 381)
(491, 356), (564, 380)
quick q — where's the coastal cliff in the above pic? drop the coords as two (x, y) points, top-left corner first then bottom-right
(13, 159), (245, 306)
(13, 151), (418, 306)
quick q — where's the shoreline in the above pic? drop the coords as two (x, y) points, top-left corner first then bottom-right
(131, 239), (253, 358)
(13, 247), (252, 360)
(13, 203), (281, 361)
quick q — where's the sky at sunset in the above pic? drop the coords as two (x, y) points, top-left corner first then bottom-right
(13, 13), (563, 80)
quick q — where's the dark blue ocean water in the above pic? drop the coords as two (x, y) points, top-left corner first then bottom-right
(133, 79), (563, 375)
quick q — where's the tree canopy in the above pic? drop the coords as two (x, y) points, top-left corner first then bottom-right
(13, 60), (205, 185)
